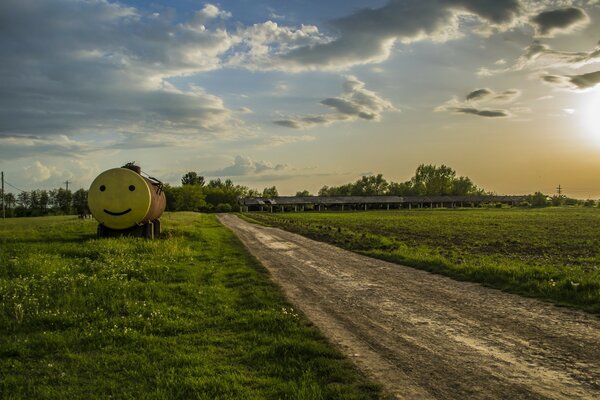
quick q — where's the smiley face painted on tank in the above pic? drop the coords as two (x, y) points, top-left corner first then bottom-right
(88, 168), (151, 230)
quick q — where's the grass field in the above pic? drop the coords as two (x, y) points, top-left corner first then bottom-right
(243, 208), (600, 313)
(0, 213), (380, 399)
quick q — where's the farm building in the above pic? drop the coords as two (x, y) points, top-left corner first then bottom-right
(239, 195), (528, 212)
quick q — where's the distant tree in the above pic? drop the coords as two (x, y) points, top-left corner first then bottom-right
(53, 188), (73, 214)
(551, 195), (565, 206)
(181, 171), (205, 186)
(247, 189), (261, 197)
(583, 199), (596, 207)
(295, 190), (311, 196)
(351, 174), (389, 195)
(262, 186), (278, 198)
(4, 193), (16, 209)
(411, 164), (456, 196)
(173, 185), (206, 211)
(208, 178), (223, 188)
(451, 176), (481, 196)
(39, 190), (50, 213)
(388, 181), (413, 196)
(72, 189), (89, 215)
(528, 192), (548, 207)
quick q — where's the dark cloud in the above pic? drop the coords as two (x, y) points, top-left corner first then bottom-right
(542, 70), (600, 90)
(437, 87), (521, 118)
(466, 89), (492, 101)
(569, 70), (600, 89)
(531, 7), (588, 37)
(280, 0), (522, 70)
(452, 108), (509, 118)
(275, 76), (395, 129)
(479, 40), (600, 76)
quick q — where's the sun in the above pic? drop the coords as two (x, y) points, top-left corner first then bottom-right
(581, 88), (600, 144)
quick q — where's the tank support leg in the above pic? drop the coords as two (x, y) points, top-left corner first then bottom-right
(152, 220), (161, 238)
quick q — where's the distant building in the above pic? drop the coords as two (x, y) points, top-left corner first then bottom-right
(239, 195), (527, 212)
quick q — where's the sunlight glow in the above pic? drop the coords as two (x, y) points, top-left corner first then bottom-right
(582, 89), (600, 145)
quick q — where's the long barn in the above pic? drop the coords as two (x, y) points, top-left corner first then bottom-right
(239, 195), (528, 212)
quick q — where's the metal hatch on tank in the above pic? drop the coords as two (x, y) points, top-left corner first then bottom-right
(87, 163), (166, 239)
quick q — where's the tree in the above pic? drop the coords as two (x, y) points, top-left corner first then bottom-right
(173, 185), (206, 211)
(388, 181), (413, 196)
(53, 188), (72, 214)
(72, 189), (89, 215)
(181, 171), (205, 186)
(295, 190), (311, 196)
(451, 176), (481, 196)
(4, 193), (15, 209)
(351, 174), (389, 195)
(208, 178), (223, 188)
(528, 192), (548, 207)
(411, 164), (456, 196)
(17, 192), (29, 208)
(262, 186), (278, 198)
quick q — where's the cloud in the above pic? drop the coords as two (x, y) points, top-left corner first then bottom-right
(449, 108), (509, 117)
(25, 161), (59, 183)
(202, 155), (287, 176)
(273, 0), (523, 71)
(437, 88), (521, 118)
(466, 88), (492, 101)
(0, 134), (94, 160)
(478, 40), (600, 76)
(542, 70), (600, 90)
(531, 7), (589, 37)
(275, 76), (396, 129)
(0, 0), (249, 140)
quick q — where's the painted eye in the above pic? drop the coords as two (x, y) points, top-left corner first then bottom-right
(129, 185), (136, 191)
(100, 185), (106, 192)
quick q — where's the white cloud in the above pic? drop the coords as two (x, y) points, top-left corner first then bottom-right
(25, 161), (58, 183)
(202, 155), (288, 176)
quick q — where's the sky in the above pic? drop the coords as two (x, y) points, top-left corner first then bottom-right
(2, 0), (600, 198)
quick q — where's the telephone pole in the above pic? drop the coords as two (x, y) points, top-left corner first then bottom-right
(1, 171), (4, 219)
(556, 184), (562, 196)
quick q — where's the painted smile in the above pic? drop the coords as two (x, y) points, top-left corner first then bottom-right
(103, 208), (132, 216)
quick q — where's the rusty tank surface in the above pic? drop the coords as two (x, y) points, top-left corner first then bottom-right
(87, 163), (166, 238)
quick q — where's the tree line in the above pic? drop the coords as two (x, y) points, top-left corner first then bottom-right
(1, 164), (595, 217)
(163, 171), (278, 212)
(1, 188), (88, 217)
(316, 164), (483, 197)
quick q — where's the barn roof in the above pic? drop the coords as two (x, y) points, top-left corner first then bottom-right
(241, 195), (528, 206)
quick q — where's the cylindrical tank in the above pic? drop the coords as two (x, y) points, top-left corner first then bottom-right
(87, 165), (166, 230)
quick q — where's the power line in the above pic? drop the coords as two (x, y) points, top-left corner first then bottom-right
(4, 180), (26, 193)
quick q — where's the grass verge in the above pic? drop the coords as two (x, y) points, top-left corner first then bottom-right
(0, 213), (381, 399)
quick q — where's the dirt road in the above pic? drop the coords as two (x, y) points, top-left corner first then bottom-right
(217, 214), (600, 399)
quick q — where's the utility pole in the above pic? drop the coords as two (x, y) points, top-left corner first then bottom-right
(1, 171), (4, 219)
(65, 180), (70, 192)
(556, 184), (562, 196)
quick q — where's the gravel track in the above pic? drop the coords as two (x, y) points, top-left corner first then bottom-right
(217, 214), (600, 400)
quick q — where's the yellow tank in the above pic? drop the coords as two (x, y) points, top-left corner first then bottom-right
(88, 166), (166, 230)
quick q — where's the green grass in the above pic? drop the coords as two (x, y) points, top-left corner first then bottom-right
(243, 208), (600, 313)
(0, 213), (381, 399)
